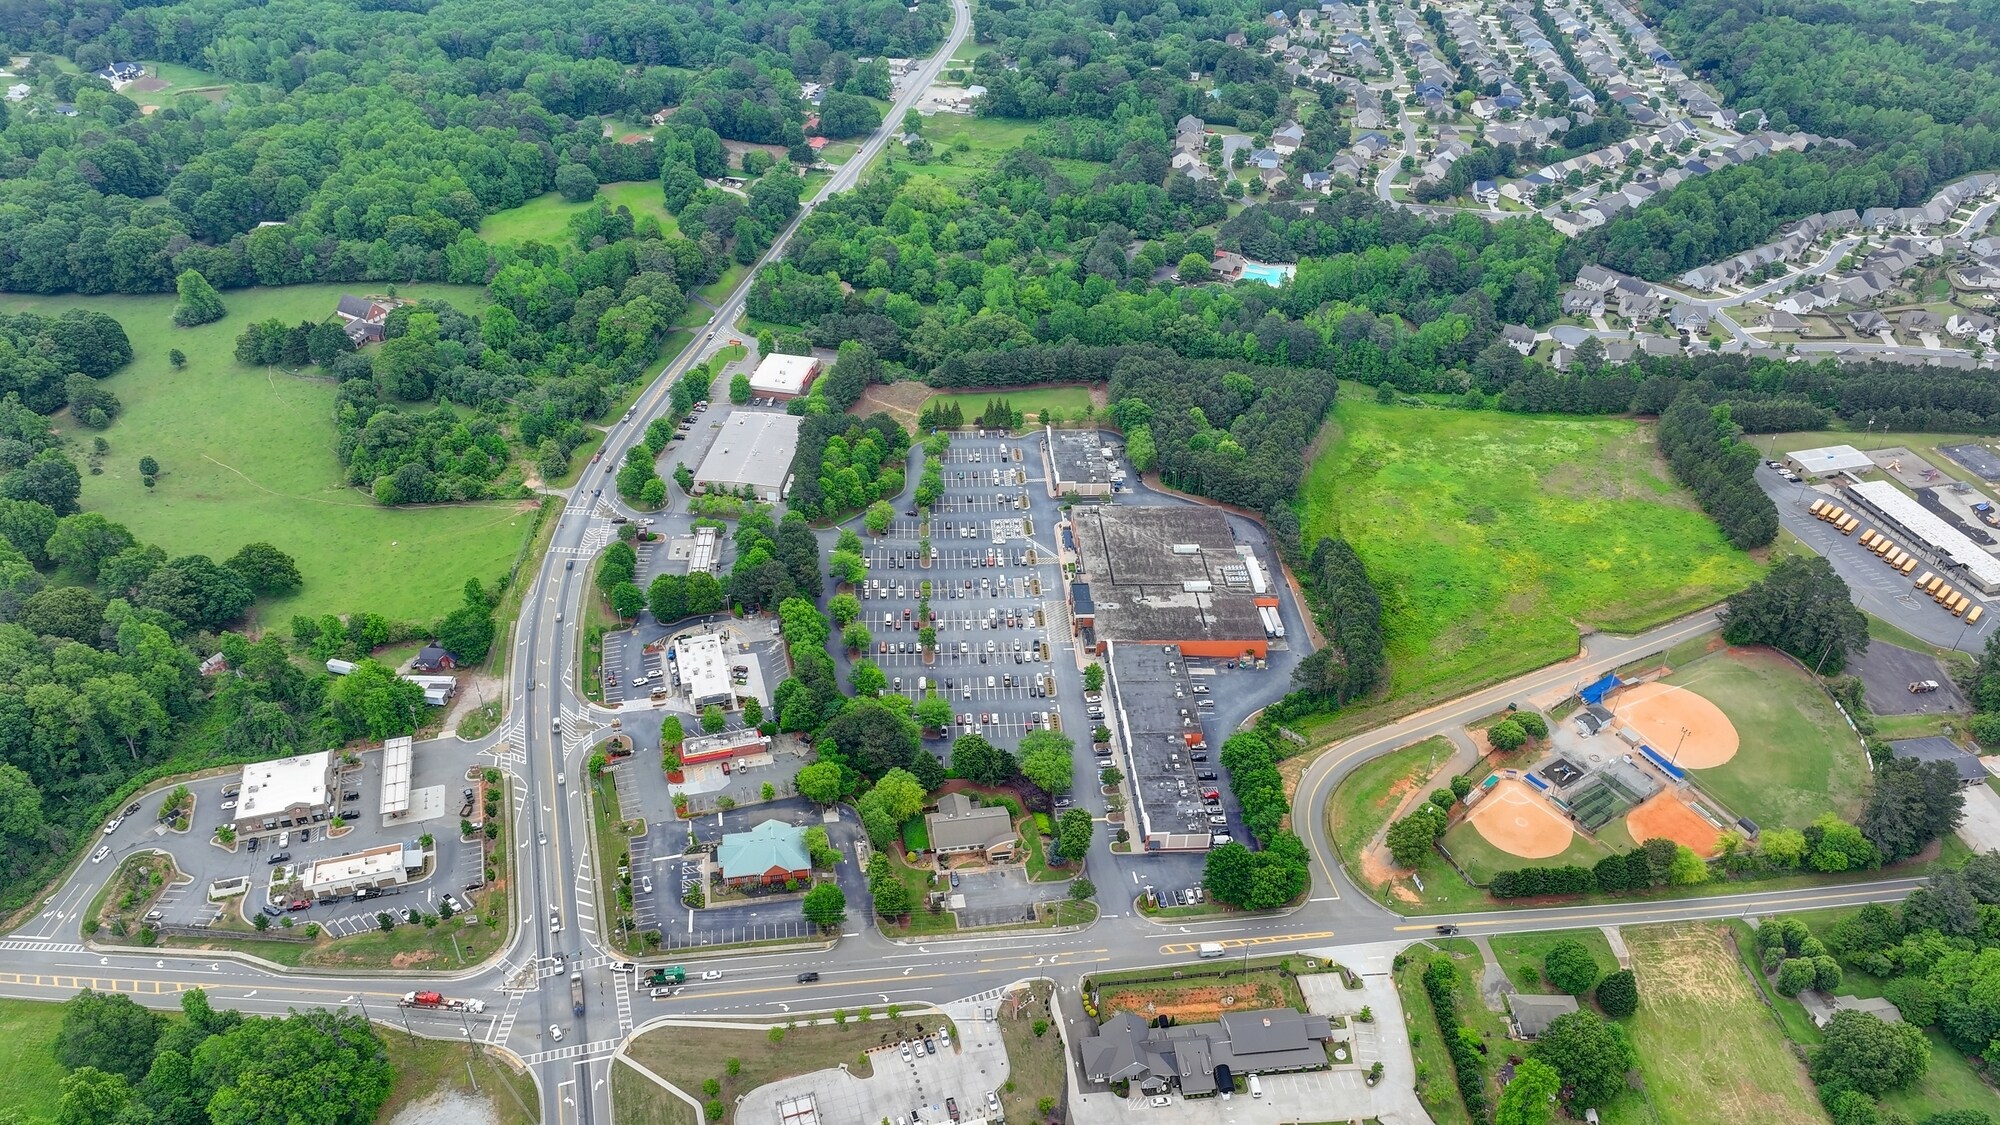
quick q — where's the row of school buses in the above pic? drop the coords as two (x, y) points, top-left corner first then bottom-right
(1810, 497), (1986, 623)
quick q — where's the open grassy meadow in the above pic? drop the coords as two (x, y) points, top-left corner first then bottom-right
(0, 283), (534, 625)
(1487, 929), (1621, 994)
(918, 385), (1099, 428)
(123, 61), (234, 110)
(477, 181), (679, 245)
(882, 116), (1104, 188)
(1298, 397), (1761, 704)
(0, 999), (67, 1123)
(1667, 648), (1872, 829)
(1598, 923), (1827, 1125)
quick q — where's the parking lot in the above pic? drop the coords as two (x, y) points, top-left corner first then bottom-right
(749, 1017), (1006, 1125)
(855, 434), (1068, 753)
(94, 738), (488, 933)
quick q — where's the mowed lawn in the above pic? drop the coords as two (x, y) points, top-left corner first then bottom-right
(1598, 923), (1827, 1125)
(0, 999), (66, 1123)
(1669, 647), (1871, 829)
(918, 385), (1098, 427)
(1298, 397), (1761, 702)
(477, 181), (678, 245)
(1, 284), (533, 625)
(1326, 736), (1452, 872)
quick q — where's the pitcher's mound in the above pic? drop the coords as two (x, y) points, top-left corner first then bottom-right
(1613, 682), (1739, 767)
(1468, 779), (1574, 859)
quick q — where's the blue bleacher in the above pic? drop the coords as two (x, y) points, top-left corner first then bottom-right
(1524, 773), (1550, 791)
(1639, 744), (1686, 782)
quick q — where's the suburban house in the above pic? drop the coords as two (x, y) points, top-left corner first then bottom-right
(926, 793), (1016, 860)
(1082, 1008), (1334, 1097)
(714, 819), (811, 888)
(1848, 310), (1890, 335)
(1502, 325), (1537, 355)
(412, 644), (456, 672)
(334, 295), (401, 344)
(1509, 994), (1579, 1039)
(1561, 288), (1605, 316)
(1900, 310), (1945, 334)
(1765, 310), (1806, 333)
(1800, 991), (1902, 1030)
(1271, 122), (1305, 154)
(1946, 313), (1997, 343)
(1612, 279), (1661, 322)
(1211, 252), (1248, 282)
(1471, 179), (1500, 204)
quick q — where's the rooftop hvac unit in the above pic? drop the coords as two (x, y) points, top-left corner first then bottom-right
(1183, 580), (1213, 592)
(1171, 543), (1201, 554)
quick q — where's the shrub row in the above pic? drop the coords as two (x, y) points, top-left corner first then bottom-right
(1420, 958), (1489, 1118)
(1489, 864), (1596, 898)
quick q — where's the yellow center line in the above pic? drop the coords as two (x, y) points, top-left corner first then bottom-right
(1158, 931), (1335, 954)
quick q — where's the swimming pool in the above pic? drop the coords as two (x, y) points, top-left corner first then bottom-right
(1240, 261), (1295, 286)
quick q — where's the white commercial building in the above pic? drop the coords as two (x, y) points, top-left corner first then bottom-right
(747, 353), (822, 399)
(1846, 480), (2000, 594)
(233, 751), (333, 835)
(380, 735), (414, 818)
(691, 412), (801, 503)
(675, 632), (736, 709)
(302, 842), (424, 898)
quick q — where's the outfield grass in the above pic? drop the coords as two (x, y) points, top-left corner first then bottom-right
(1486, 929), (1620, 995)
(1667, 648), (1871, 828)
(125, 61), (233, 108)
(917, 386), (1097, 429)
(0, 999), (68, 1123)
(1439, 816), (1611, 884)
(1326, 736), (1452, 872)
(1597, 923), (1827, 1125)
(1298, 397), (1761, 706)
(477, 181), (679, 245)
(0, 284), (531, 625)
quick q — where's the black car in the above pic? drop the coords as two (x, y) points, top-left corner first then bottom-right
(246, 837), (259, 852)
(1196, 772), (1217, 782)
(796, 972), (820, 983)
(266, 851), (292, 865)
(260, 905), (284, 918)
(122, 801), (141, 817)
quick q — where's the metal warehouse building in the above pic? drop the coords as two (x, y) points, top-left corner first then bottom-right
(1066, 504), (1278, 659)
(691, 412), (800, 503)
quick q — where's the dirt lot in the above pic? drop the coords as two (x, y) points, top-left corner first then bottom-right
(852, 381), (932, 428)
(1625, 792), (1724, 857)
(1845, 639), (1967, 716)
(1099, 972), (1295, 1023)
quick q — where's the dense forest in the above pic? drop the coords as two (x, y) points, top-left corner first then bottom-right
(1594, 0), (2000, 278)
(0, 0), (945, 294)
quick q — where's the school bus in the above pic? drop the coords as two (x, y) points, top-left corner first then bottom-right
(1873, 538), (1894, 556)
(1950, 594), (1970, 617)
(1899, 556), (1919, 575)
(1915, 571), (1936, 589)
(1859, 530), (1879, 548)
(1968, 605), (1985, 625)
(1839, 515), (1860, 534)
(1925, 576), (1947, 595)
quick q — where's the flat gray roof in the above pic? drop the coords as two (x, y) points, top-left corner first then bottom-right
(1847, 480), (2000, 589)
(1049, 429), (1115, 490)
(693, 412), (801, 497)
(1106, 642), (1218, 844)
(1070, 505), (1267, 644)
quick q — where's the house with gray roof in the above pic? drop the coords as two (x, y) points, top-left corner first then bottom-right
(1800, 991), (1903, 1029)
(1509, 994), (1578, 1039)
(926, 792), (1016, 860)
(1888, 737), (1988, 785)
(1082, 1008), (1334, 1096)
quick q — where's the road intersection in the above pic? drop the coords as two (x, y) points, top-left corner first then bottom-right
(0, 9), (1949, 1121)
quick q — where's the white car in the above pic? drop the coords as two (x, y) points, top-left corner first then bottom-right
(91, 844), (110, 864)
(549, 1025), (565, 1042)
(277, 831), (289, 848)
(701, 970), (723, 980)
(641, 876), (653, 894)
(901, 1043), (913, 1062)
(103, 817), (123, 835)
(1148, 1095), (1172, 1108)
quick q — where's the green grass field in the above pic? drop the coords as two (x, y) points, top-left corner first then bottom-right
(1298, 397), (1761, 704)
(477, 181), (679, 245)
(0, 284), (533, 625)
(1487, 929), (1621, 994)
(883, 116), (1103, 188)
(1666, 647), (1871, 829)
(123, 61), (233, 109)
(918, 386), (1097, 428)
(1439, 815), (1611, 884)
(1598, 923), (1828, 1125)
(0, 999), (67, 1122)
(1326, 736), (1453, 875)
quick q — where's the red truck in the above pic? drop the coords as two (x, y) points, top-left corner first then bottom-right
(400, 990), (487, 1014)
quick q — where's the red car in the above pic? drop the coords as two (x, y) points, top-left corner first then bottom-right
(288, 899), (310, 911)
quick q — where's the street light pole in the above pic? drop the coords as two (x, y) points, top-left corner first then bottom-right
(1670, 725), (1691, 767)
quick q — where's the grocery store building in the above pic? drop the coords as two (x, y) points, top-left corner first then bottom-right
(1066, 504), (1279, 659)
